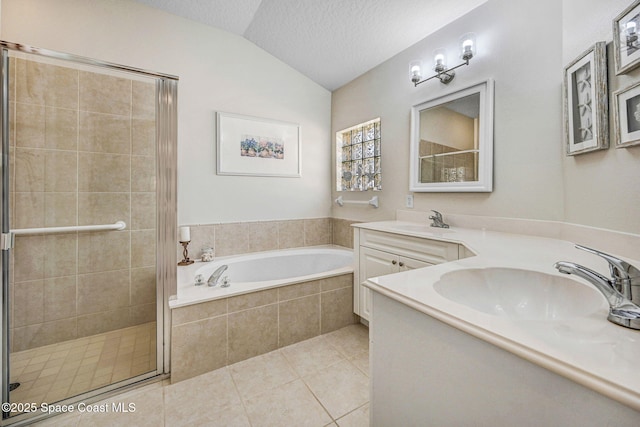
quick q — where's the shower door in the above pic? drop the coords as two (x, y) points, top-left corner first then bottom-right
(0, 43), (177, 422)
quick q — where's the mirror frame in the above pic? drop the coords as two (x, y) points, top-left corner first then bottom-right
(410, 79), (494, 192)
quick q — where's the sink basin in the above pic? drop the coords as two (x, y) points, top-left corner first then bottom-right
(433, 268), (606, 320)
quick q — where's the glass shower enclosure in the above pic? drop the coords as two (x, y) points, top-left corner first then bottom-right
(0, 41), (177, 423)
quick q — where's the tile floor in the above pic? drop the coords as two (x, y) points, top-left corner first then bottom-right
(31, 323), (370, 426)
(10, 322), (157, 408)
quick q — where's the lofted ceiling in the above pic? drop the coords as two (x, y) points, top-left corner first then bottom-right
(133, 0), (487, 91)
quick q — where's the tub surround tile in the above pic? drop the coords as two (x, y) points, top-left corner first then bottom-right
(277, 219), (305, 249)
(228, 288), (278, 312)
(15, 148), (45, 192)
(321, 287), (356, 334)
(132, 81), (156, 120)
(215, 222), (250, 256)
(320, 273), (353, 292)
(170, 274), (355, 382)
(13, 280), (44, 327)
(14, 192), (45, 229)
(78, 152), (131, 193)
(170, 316), (228, 383)
(172, 298), (227, 326)
(15, 103), (45, 148)
(12, 318), (78, 353)
(278, 280), (321, 301)
(278, 295), (321, 347)
(248, 221), (279, 253)
(304, 218), (333, 246)
(77, 270), (130, 315)
(131, 192), (156, 230)
(43, 234), (77, 278)
(332, 218), (358, 249)
(228, 304), (278, 364)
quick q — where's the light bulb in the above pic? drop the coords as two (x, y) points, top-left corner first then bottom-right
(409, 60), (422, 83)
(459, 33), (476, 61)
(433, 48), (447, 72)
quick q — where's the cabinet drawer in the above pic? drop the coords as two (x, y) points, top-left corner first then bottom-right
(360, 229), (458, 264)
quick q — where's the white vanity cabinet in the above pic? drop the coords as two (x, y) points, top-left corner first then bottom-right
(354, 228), (460, 321)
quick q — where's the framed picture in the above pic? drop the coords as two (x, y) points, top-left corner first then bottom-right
(612, 80), (640, 147)
(216, 112), (301, 177)
(562, 42), (609, 155)
(613, 0), (640, 75)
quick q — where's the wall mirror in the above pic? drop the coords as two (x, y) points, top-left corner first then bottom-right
(410, 79), (494, 192)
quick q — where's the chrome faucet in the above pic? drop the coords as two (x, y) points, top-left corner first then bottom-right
(207, 264), (228, 287)
(554, 244), (640, 330)
(429, 210), (449, 228)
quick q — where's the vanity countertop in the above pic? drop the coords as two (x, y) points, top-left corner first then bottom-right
(357, 220), (640, 412)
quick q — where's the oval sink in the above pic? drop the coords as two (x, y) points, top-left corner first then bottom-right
(433, 268), (606, 320)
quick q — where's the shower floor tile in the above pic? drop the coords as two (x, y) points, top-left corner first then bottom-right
(9, 321), (156, 409)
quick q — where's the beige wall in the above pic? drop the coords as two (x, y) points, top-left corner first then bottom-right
(10, 58), (157, 351)
(562, 0), (640, 234)
(420, 108), (475, 151)
(1, 0), (332, 226)
(332, 0), (564, 225)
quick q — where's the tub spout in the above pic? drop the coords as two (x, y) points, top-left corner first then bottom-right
(208, 265), (228, 287)
(554, 261), (640, 329)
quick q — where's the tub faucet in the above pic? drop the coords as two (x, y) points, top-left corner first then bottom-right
(208, 265), (228, 287)
(554, 244), (640, 330)
(429, 210), (449, 228)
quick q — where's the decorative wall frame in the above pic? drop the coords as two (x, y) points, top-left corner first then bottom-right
(613, 0), (640, 75)
(612, 80), (640, 147)
(216, 112), (301, 177)
(562, 42), (609, 156)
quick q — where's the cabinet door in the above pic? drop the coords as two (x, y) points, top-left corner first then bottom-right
(398, 256), (431, 272)
(359, 247), (399, 320)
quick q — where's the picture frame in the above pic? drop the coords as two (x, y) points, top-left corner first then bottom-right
(216, 112), (301, 177)
(613, 0), (640, 75)
(612, 80), (640, 147)
(562, 42), (609, 156)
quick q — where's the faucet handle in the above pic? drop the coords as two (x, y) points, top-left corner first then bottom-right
(574, 244), (640, 282)
(429, 210), (442, 220)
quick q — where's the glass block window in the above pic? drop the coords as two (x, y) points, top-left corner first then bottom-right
(336, 118), (381, 191)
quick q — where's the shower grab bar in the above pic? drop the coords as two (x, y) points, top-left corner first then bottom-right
(10, 220), (127, 236)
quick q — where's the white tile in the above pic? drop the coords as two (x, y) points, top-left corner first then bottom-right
(349, 350), (369, 377)
(229, 350), (298, 400)
(304, 360), (369, 419)
(244, 379), (332, 426)
(281, 335), (345, 377)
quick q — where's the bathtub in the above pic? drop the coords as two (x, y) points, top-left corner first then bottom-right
(171, 246), (354, 308)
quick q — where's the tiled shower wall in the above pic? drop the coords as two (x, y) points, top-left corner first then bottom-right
(9, 58), (157, 352)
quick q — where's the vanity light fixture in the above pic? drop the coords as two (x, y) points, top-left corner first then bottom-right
(410, 33), (476, 86)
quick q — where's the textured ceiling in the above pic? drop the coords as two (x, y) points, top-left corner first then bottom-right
(133, 0), (487, 91)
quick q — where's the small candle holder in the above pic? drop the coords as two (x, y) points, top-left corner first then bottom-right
(178, 241), (194, 266)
